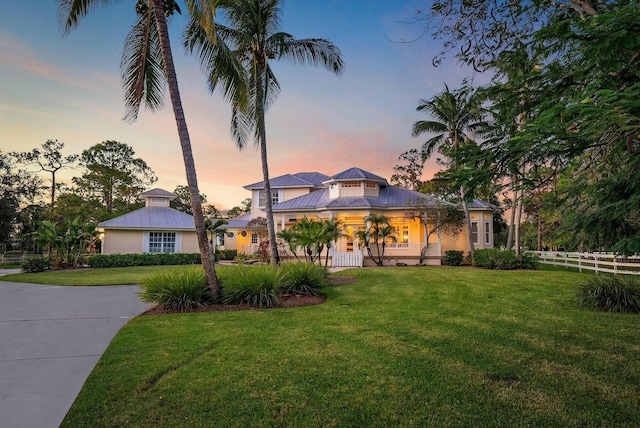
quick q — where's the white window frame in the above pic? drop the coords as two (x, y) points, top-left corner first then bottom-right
(144, 231), (181, 253)
(259, 189), (281, 208)
(251, 233), (258, 244)
(485, 221), (491, 245)
(388, 224), (410, 249)
(471, 221), (479, 244)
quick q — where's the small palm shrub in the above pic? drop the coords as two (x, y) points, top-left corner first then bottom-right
(220, 265), (283, 308)
(280, 262), (328, 296)
(21, 255), (51, 273)
(139, 267), (215, 312)
(443, 250), (464, 266)
(577, 275), (640, 313)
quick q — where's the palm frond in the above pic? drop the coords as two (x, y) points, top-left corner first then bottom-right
(121, 6), (166, 123)
(183, 20), (248, 107)
(411, 120), (448, 137)
(57, 0), (120, 34)
(271, 34), (344, 75)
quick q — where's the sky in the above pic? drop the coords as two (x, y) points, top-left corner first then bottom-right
(1, 0), (482, 210)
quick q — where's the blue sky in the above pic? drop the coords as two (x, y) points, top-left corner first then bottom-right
(1, 0), (481, 209)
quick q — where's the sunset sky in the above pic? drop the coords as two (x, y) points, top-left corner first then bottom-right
(1, 1), (483, 210)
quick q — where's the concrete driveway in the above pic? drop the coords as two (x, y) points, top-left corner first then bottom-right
(0, 278), (149, 428)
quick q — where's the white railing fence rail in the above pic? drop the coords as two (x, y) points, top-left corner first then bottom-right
(531, 251), (640, 275)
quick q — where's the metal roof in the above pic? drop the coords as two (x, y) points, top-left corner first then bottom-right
(324, 167), (388, 185)
(244, 172), (330, 190)
(98, 207), (195, 230)
(138, 188), (177, 200)
(272, 186), (443, 212)
(468, 199), (496, 209)
(225, 212), (253, 228)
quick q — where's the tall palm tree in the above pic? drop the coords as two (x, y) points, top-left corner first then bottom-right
(412, 84), (484, 257)
(57, 0), (222, 296)
(185, 0), (344, 265)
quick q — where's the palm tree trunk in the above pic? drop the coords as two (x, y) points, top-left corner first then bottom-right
(152, 0), (219, 295)
(460, 186), (474, 258)
(255, 65), (280, 265)
(506, 182), (517, 250)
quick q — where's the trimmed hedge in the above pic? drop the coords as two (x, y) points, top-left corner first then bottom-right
(443, 250), (464, 266)
(473, 249), (538, 270)
(85, 253), (201, 268)
(21, 255), (52, 273)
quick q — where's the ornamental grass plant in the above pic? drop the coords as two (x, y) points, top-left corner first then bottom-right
(279, 261), (328, 296)
(219, 265), (283, 308)
(139, 267), (215, 312)
(577, 274), (640, 313)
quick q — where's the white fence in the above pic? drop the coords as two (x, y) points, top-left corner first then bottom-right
(532, 251), (640, 275)
(330, 249), (364, 267)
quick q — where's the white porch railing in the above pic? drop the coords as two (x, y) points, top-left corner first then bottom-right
(531, 251), (640, 275)
(330, 249), (364, 267)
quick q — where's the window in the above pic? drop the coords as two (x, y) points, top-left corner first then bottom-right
(485, 221), (491, 244)
(259, 189), (280, 207)
(471, 222), (478, 244)
(341, 181), (361, 188)
(251, 233), (258, 244)
(365, 182), (376, 188)
(388, 225), (409, 248)
(148, 232), (176, 253)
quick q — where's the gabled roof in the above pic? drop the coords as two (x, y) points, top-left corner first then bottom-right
(225, 212), (253, 229)
(468, 199), (496, 210)
(323, 167), (388, 186)
(138, 188), (177, 200)
(98, 207), (195, 230)
(244, 172), (329, 190)
(272, 186), (442, 212)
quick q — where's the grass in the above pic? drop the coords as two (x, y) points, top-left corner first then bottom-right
(0, 265), (185, 286)
(61, 267), (640, 427)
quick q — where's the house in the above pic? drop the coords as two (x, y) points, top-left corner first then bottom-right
(224, 167), (494, 266)
(97, 188), (199, 254)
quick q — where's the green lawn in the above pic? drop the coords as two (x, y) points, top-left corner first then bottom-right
(0, 265), (189, 286)
(61, 267), (640, 427)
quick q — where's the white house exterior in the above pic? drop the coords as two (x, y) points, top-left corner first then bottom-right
(224, 167), (494, 266)
(97, 188), (199, 254)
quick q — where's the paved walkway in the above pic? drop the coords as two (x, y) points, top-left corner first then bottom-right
(0, 278), (149, 428)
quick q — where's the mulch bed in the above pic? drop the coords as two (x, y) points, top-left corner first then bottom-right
(142, 275), (358, 316)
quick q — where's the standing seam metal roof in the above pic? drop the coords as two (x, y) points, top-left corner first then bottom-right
(272, 187), (443, 212)
(97, 207), (195, 229)
(244, 172), (330, 190)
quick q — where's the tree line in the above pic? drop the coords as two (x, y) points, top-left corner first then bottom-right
(0, 139), (249, 253)
(391, 0), (639, 256)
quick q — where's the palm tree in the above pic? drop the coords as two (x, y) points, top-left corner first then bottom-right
(57, 0), (222, 296)
(321, 218), (343, 267)
(185, 0), (344, 265)
(357, 213), (396, 267)
(411, 84), (484, 257)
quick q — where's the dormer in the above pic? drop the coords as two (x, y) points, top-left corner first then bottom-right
(323, 167), (388, 199)
(139, 188), (177, 207)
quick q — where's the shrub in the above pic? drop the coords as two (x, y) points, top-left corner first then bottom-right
(139, 267), (215, 312)
(220, 265), (282, 308)
(21, 255), (51, 273)
(85, 253), (201, 268)
(215, 249), (237, 261)
(233, 253), (259, 264)
(280, 262), (328, 296)
(473, 249), (538, 270)
(443, 250), (464, 266)
(577, 275), (640, 313)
